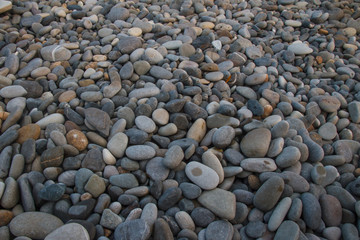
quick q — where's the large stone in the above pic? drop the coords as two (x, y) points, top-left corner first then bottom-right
(253, 176), (284, 212)
(114, 219), (150, 240)
(44, 223), (90, 240)
(9, 212), (63, 239)
(240, 128), (271, 157)
(198, 188), (236, 220)
(41, 45), (72, 61)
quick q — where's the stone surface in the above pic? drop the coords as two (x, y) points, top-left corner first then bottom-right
(44, 223), (90, 240)
(9, 212), (63, 239)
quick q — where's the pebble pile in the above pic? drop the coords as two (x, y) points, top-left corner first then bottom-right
(0, 0), (360, 239)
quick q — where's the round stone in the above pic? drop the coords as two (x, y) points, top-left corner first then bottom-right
(66, 129), (88, 151)
(318, 122), (337, 140)
(185, 161), (219, 190)
(240, 128), (271, 158)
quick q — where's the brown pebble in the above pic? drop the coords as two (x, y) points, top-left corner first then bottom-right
(17, 124), (41, 144)
(354, 168), (360, 177)
(79, 79), (95, 87)
(0, 210), (14, 226)
(64, 120), (82, 132)
(80, 192), (92, 201)
(248, 175), (261, 190)
(58, 90), (76, 103)
(66, 129), (88, 151)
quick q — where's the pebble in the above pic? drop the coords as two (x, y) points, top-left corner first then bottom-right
(240, 128), (271, 157)
(0, 1), (358, 239)
(185, 161), (219, 190)
(198, 188), (236, 220)
(9, 212), (63, 239)
(44, 223), (90, 240)
(253, 176), (284, 212)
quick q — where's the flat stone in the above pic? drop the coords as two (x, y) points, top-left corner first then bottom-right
(150, 66), (173, 79)
(41, 45), (72, 61)
(320, 194), (342, 227)
(301, 192), (321, 230)
(253, 176), (284, 212)
(273, 220), (300, 240)
(198, 188), (236, 220)
(100, 209), (122, 230)
(107, 6), (130, 22)
(117, 36), (142, 54)
(84, 174), (106, 198)
(0, 1), (12, 14)
(36, 113), (65, 129)
(9, 212), (63, 239)
(288, 41), (313, 55)
(275, 146), (301, 168)
(0, 85), (27, 99)
(135, 115), (156, 133)
(85, 108), (111, 136)
(114, 219), (150, 240)
(107, 132), (128, 158)
(126, 145), (156, 160)
(109, 173), (139, 189)
(146, 157), (170, 181)
(44, 223), (90, 240)
(240, 128), (271, 157)
(185, 161), (219, 190)
(205, 220), (234, 240)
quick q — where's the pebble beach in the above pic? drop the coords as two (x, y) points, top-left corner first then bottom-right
(0, 0), (360, 239)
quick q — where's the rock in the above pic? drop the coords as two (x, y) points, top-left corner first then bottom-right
(158, 187), (182, 210)
(100, 209), (122, 230)
(85, 108), (111, 136)
(0, 86), (27, 98)
(44, 223), (90, 240)
(36, 114), (65, 129)
(348, 101), (360, 123)
(301, 192), (321, 230)
(240, 158), (277, 172)
(9, 212), (63, 239)
(66, 130), (88, 151)
(205, 220), (234, 240)
(245, 221), (266, 238)
(212, 126), (235, 149)
(114, 219), (150, 240)
(185, 161), (219, 190)
(287, 41), (313, 55)
(240, 128), (271, 157)
(107, 6), (130, 22)
(253, 176), (284, 212)
(198, 188), (236, 220)
(320, 194), (342, 227)
(0, 210), (13, 227)
(0, 1), (12, 14)
(109, 173), (139, 189)
(318, 122), (337, 140)
(41, 45), (72, 61)
(126, 145), (156, 160)
(107, 132), (128, 158)
(273, 221), (300, 240)
(84, 174), (106, 198)
(117, 36), (142, 54)
(268, 197), (292, 231)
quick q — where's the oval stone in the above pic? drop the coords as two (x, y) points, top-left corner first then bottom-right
(185, 161), (219, 190)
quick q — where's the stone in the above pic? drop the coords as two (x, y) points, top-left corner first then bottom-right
(107, 132), (128, 158)
(158, 187), (182, 211)
(84, 174), (106, 198)
(275, 146), (301, 168)
(0, 210), (13, 227)
(44, 223), (90, 240)
(114, 219), (150, 240)
(146, 157), (170, 181)
(240, 128), (271, 157)
(36, 114), (65, 129)
(153, 218), (173, 240)
(212, 126), (235, 149)
(185, 161), (219, 190)
(107, 6), (130, 22)
(100, 209), (122, 230)
(163, 145), (184, 169)
(245, 221), (266, 238)
(0, 1), (12, 14)
(268, 197), (292, 231)
(240, 158), (277, 173)
(320, 194), (342, 227)
(66, 129), (88, 151)
(198, 188), (236, 220)
(253, 176), (284, 212)
(39, 184), (66, 201)
(126, 145), (156, 160)
(287, 41), (313, 55)
(0, 85), (27, 98)
(109, 173), (139, 189)
(144, 48), (163, 64)
(85, 108), (111, 136)
(348, 101), (360, 123)
(301, 192), (321, 230)
(150, 66), (173, 79)
(9, 212), (63, 239)
(40, 146), (64, 169)
(41, 45), (72, 61)
(205, 220), (234, 240)
(135, 115), (156, 133)
(273, 221), (300, 240)
(117, 36), (142, 54)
